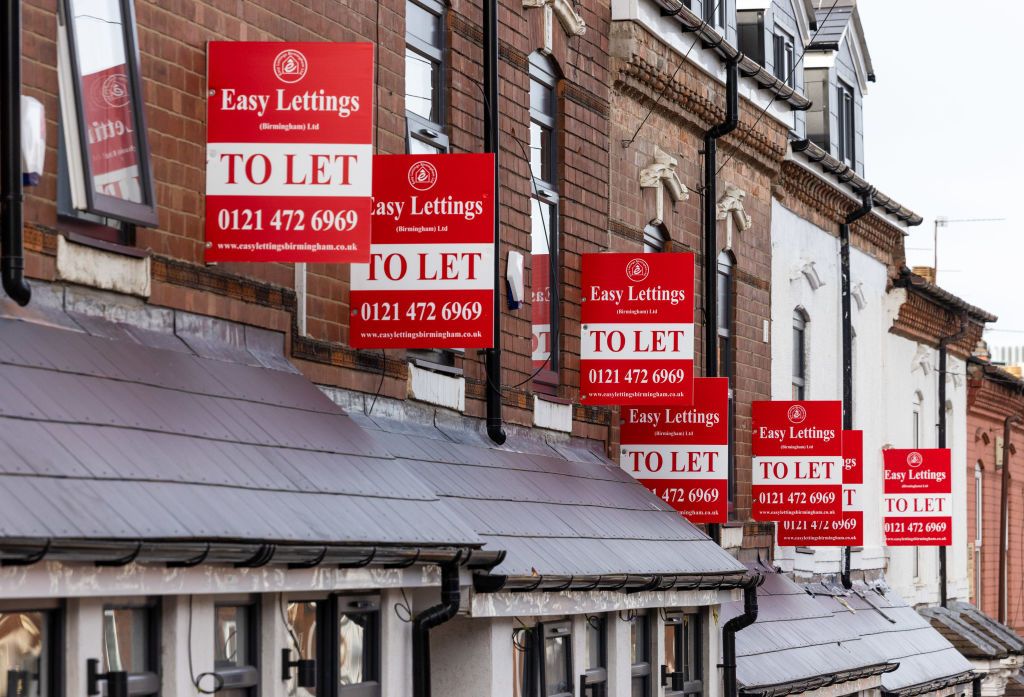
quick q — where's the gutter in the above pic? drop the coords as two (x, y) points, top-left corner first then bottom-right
(839, 188), (874, 589)
(473, 570), (757, 594)
(0, 538), (506, 571)
(741, 662), (898, 697)
(881, 670), (977, 697)
(1, 1), (31, 306)
(653, 0), (812, 111)
(937, 314), (969, 608)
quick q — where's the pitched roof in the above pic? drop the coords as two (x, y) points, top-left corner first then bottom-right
(920, 601), (1024, 660)
(352, 413), (748, 590)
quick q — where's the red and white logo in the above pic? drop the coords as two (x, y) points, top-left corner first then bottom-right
(907, 451), (923, 468)
(787, 404), (807, 424)
(101, 74), (130, 108)
(273, 49), (308, 83)
(407, 161), (438, 191)
(626, 258), (650, 283)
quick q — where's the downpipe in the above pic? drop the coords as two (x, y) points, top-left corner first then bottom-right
(482, 0), (505, 444)
(937, 314), (968, 607)
(412, 557), (462, 697)
(703, 55), (739, 546)
(1, 0), (31, 306)
(999, 414), (1020, 623)
(839, 189), (873, 589)
(722, 574), (761, 697)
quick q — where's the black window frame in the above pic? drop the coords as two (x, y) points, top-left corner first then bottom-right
(772, 29), (795, 87)
(540, 621), (573, 697)
(792, 309), (807, 400)
(836, 79), (856, 167)
(101, 601), (160, 696)
(56, 0), (158, 227)
(213, 598), (259, 697)
(717, 252), (736, 515)
(582, 615), (607, 697)
(529, 52), (561, 391)
(663, 611), (703, 697)
(0, 600), (63, 697)
(630, 612), (652, 697)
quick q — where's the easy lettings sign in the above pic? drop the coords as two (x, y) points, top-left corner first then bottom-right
(580, 253), (695, 406)
(883, 448), (952, 546)
(205, 42), (374, 263)
(349, 154), (495, 349)
(752, 401), (843, 521)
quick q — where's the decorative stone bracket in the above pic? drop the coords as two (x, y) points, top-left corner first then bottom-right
(524, 0), (586, 54)
(639, 146), (687, 225)
(717, 183), (752, 251)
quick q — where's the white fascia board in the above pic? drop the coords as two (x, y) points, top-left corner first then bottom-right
(737, 0), (771, 9)
(470, 587), (739, 617)
(845, 21), (871, 94)
(614, 0), (795, 129)
(803, 51), (835, 69)
(784, 149), (913, 232)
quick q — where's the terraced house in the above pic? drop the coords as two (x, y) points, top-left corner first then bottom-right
(1, 0), (1023, 697)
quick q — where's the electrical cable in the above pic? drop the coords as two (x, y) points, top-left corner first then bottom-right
(394, 588), (414, 623)
(621, 0), (721, 149)
(364, 349), (387, 416)
(715, 0), (840, 177)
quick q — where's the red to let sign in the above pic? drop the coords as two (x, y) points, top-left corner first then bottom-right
(883, 449), (952, 546)
(205, 42), (373, 263)
(778, 429), (863, 546)
(619, 378), (729, 523)
(349, 154), (494, 348)
(752, 401), (843, 521)
(580, 253), (694, 405)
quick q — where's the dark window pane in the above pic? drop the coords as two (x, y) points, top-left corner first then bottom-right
(214, 605), (250, 669)
(0, 612), (49, 697)
(405, 48), (439, 122)
(586, 618), (603, 670)
(102, 608), (149, 674)
(530, 78), (554, 119)
(286, 601), (318, 696)
(406, 1), (440, 45)
(630, 615), (648, 663)
(530, 121), (553, 184)
(409, 135), (443, 155)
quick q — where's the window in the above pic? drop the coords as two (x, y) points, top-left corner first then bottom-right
(582, 616), (607, 697)
(0, 605), (58, 697)
(102, 604), (158, 696)
(285, 596), (380, 697)
(529, 53), (560, 388)
(405, 0), (448, 154)
(630, 613), (651, 697)
(214, 602), (258, 697)
(56, 0), (157, 227)
(718, 252), (736, 512)
(703, 0), (726, 30)
(792, 310), (807, 399)
(664, 611), (702, 697)
(513, 624), (540, 697)
(541, 622), (572, 697)
(836, 80), (855, 167)
(772, 30), (795, 87)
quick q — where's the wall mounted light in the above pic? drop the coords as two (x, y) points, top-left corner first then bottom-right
(281, 649), (316, 688)
(87, 659), (128, 697)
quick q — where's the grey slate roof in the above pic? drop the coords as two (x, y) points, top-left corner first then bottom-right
(809, 5), (854, 47)
(920, 601), (1024, 660)
(0, 312), (481, 549)
(806, 582), (975, 695)
(351, 413), (747, 579)
(721, 567), (895, 697)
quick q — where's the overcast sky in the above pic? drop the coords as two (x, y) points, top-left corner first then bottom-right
(856, 0), (1022, 355)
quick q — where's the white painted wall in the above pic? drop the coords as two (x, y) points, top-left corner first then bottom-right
(431, 616), (514, 697)
(769, 200), (970, 604)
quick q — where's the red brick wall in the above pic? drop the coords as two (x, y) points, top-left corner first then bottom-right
(966, 367), (1024, 631)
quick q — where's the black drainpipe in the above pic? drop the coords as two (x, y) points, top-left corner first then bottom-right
(482, 0), (505, 444)
(937, 314), (968, 608)
(972, 674), (982, 697)
(412, 557), (462, 697)
(722, 575), (761, 697)
(703, 56), (739, 546)
(1, 0), (31, 307)
(839, 189), (873, 589)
